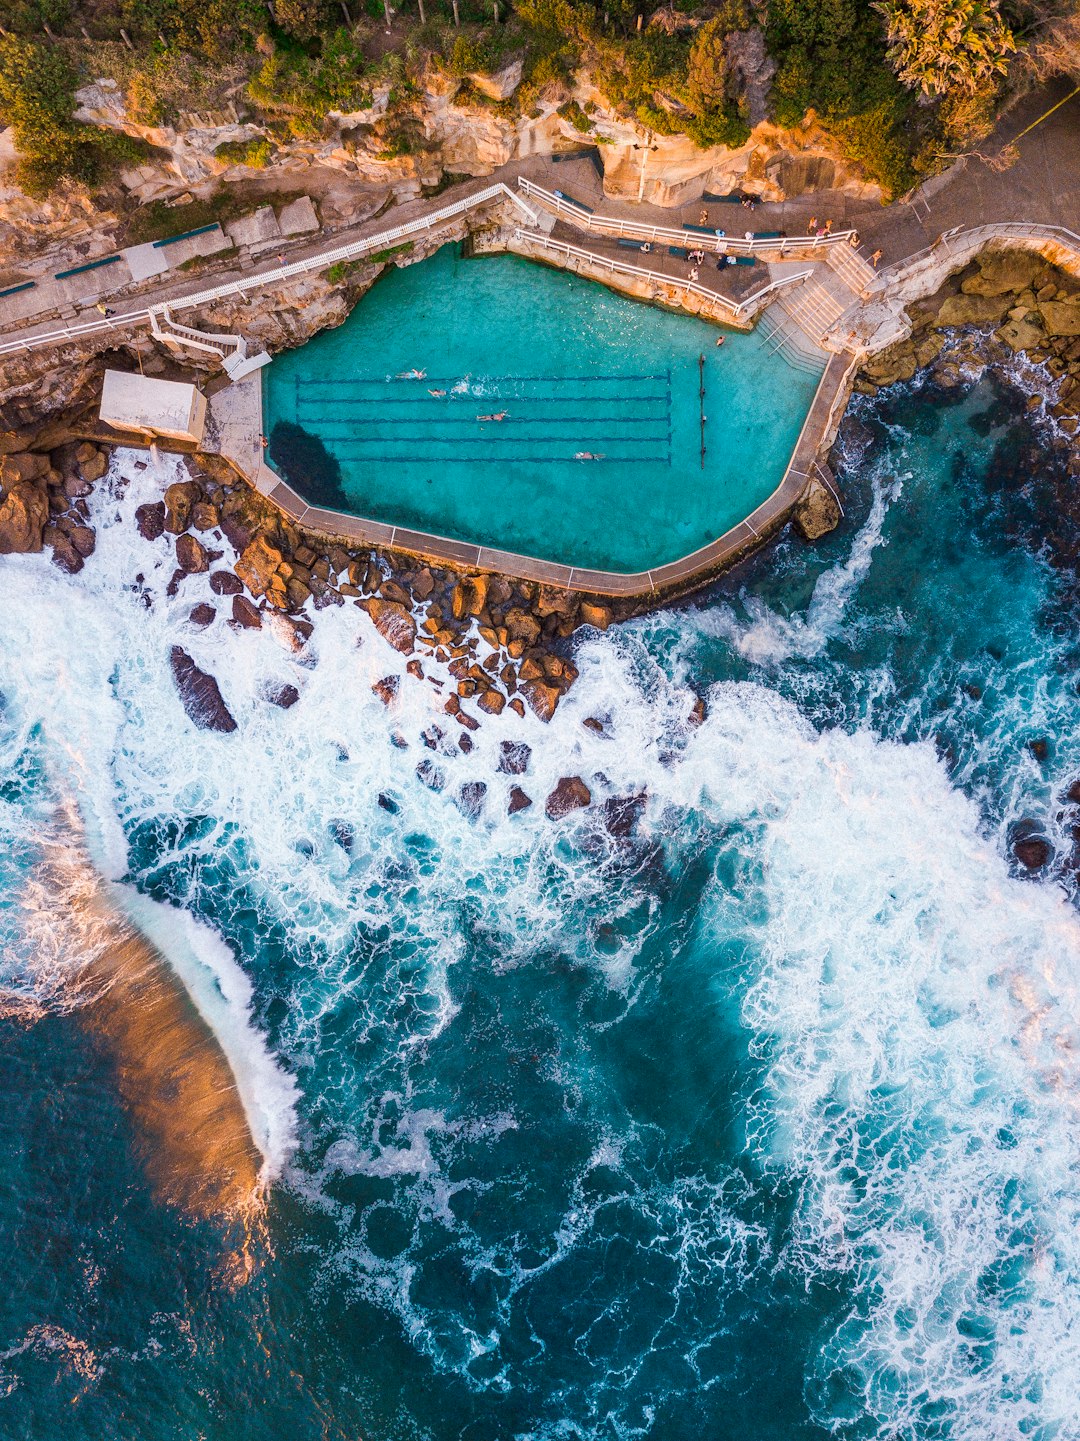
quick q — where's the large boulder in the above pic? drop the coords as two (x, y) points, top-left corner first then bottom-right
(164, 480), (202, 534)
(0, 452), (49, 487)
(793, 474), (841, 542)
(235, 535), (283, 597)
(135, 501), (166, 541)
(522, 679), (561, 721)
(862, 339), (917, 387)
(176, 533), (209, 573)
(996, 317), (1045, 352)
(545, 776), (592, 819)
(364, 598), (416, 654)
(932, 293), (1012, 328)
(1039, 298), (1080, 337)
(961, 249), (1051, 297)
(169, 647), (237, 733)
(0, 480), (48, 553)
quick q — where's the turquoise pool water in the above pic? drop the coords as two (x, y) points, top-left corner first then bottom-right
(262, 244), (823, 573)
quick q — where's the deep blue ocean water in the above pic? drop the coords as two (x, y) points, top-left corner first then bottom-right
(0, 339), (1078, 1441)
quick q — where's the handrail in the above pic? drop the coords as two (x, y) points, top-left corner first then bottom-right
(866, 219), (1080, 294)
(512, 228), (742, 316)
(0, 181), (538, 358)
(518, 176), (857, 255)
(733, 268), (813, 316)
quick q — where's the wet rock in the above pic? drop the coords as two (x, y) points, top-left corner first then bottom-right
(135, 501), (166, 541)
(164, 480), (201, 534)
(416, 758), (444, 792)
(266, 683), (300, 708)
(1066, 779), (1080, 806)
(210, 568), (243, 596)
(412, 568), (435, 599)
(996, 318), (1045, 352)
(189, 602), (216, 627)
(76, 446), (108, 483)
(505, 607), (542, 646)
(458, 731), (474, 753)
(236, 535), (283, 598)
(688, 694), (708, 727)
(231, 594), (263, 629)
(330, 819), (354, 853)
(508, 697), (526, 718)
(63, 472), (93, 499)
(50, 537), (83, 573)
(372, 675), (400, 706)
(603, 792), (646, 839)
(378, 792), (399, 813)
(363, 599), (417, 655)
(458, 780), (487, 819)
(1013, 834), (1051, 870)
(67, 524), (96, 558)
(546, 775), (591, 819)
(508, 785), (533, 815)
(1028, 737), (1050, 763)
(583, 716), (606, 735)
(176, 533), (209, 573)
(580, 602), (612, 631)
(0, 480), (48, 553)
(169, 646), (237, 733)
(380, 579), (412, 605)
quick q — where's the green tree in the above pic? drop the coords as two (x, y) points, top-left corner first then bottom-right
(875, 0), (1015, 95)
(685, 16), (728, 111)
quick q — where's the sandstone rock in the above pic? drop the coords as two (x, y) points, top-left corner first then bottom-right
(380, 579), (412, 605)
(580, 602), (612, 630)
(477, 688), (505, 714)
(364, 598), (417, 654)
(136, 501), (166, 541)
(545, 775), (591, 819)
(210, 568), (243, 596)
(189, 602), (216, 627)
(50, 537), (83, 573)
(231, 594), (263, 629)
(913, 333), (945, 367)
(0, 480), (47, 553)
(962, 249), (1050, 297)
(505, 607), (542, 645)
(793, 474), (841, 542)
(508, 698), (526, 717)
(508, 785), (532, 815)
(535, 586), (578, 618)
(996, 317), (1045, 352)
(77, 447), (108, 483)
(468, 58), (523, 100)
(176, 533), (209, 573)
(169, 646), (237, 733)
(372, 675), (399, 705)
(412, 567), (435, 599)
(0, 452), (49, 486)
(523, 679), (561, 721)
(1039, 299), (1080, 337)
(164, 480), (202, 533)
(688, 694), (707, 727)
(63, 473), (93, 499)
(498, 739), (531, 774)
(191, 501), (219, 532)
(862, 339), (917, 387)
(932, 293), (1012, 328)
(236, 535), (283, 597)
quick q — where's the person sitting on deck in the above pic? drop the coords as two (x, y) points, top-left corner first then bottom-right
(640, 242), (652, 253)
(688, 267), (699, 281)
(699, 210), (708, 225)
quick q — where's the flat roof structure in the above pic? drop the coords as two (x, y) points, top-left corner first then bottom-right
(99, 370), (207, 445)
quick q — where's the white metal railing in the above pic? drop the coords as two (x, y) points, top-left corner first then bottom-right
(0, 182), (539, 359)
(866, 220), (1080, 295)
(513, 228), (811, 318)
(518, 177), (857, 255)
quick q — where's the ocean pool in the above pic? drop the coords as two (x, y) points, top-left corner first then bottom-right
(262, 244), (823, 574)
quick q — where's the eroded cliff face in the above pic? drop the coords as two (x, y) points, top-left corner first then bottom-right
(0, 50), (880, 270)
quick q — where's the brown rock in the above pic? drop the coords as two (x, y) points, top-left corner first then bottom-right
(962, 249), (1050, 297)
(996, 317), (1045, 352)
(477, 689), (506, 715)
(164, 480), (201, 534)
(545, 776), (591, 819)
(688, 694), (707, 727)
(68, 525), (96, 558)
(364, 599), (417, 654)
(1013, 835), (1050, 870)
(77, 448), (108, 483)
(1039, 299), (1080, 337)
(412, 568), (435, 600)
(63, 473), (93, 499)
(523, 680), (561, 722)
(407, 659), (424, 679)
(191, 501), (219, 532)
(372, 675), (400, 705)
(0, 452), (49, 486)
(505, 607), (542, 646)
(519, 657), (545, 682)
(380, 579), (412, 605)
(267, 683), (300, 708)
(508, 786), (532, 815)
(508, 698), (526, 717)
(580, 602), (612, 630)
(136, 501), (166, 541)
(458, 781), (487, 819)
(210, 568), (243, 596)
(932, 293), (1012, 328)
(535, 586), (578, 618)
(236, 536), (283, 597)
(176, 533), (209, 573)
(793, 475), (841, 542)
(189, 602), (216, 627)
(0, 480), (47, 553)
(231, 594), (263, 629)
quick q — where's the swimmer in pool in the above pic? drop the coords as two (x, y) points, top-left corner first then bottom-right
(451, 375), (471, 393)
(428, 388), (446, 397)
(477, 412), (508, 422)
(397, 367), (426, 379)
(574, 452), (605, 460)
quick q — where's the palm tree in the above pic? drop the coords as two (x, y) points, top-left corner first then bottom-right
(875, 0), (1016, 96)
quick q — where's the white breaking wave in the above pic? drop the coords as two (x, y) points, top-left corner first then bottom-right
(0, 448), (1078, 1436)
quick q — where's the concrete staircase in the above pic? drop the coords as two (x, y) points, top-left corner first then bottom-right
(149, 305), (272, 381)
(825, 243), (877, 298)
(774, 280), (846, 348)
